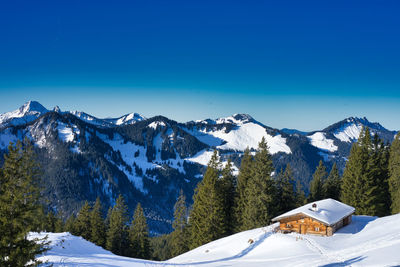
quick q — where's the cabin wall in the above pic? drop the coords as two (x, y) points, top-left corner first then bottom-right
(279, 214), (353, 236)
(279, 216), (327, 236)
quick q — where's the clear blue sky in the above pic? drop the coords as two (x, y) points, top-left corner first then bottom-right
(0, 0), (399, 131)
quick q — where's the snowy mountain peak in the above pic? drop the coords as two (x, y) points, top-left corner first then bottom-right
(0, 100), (49, 127)
(53, 105), (61, 113)
(107, 112), (146, 126)
(215, 113), (254, 124)
(20, 100), (48, 114)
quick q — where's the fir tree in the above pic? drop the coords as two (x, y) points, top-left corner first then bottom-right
(234, 148), (253, 232)
(170, 189), (189, 257)
(128, 203), (151, 259)
(189, 150), (225, 249)
(276, 164), (296, 214)
(65, 214), (76, 235)
(389, 134), (400, 214)
(295, 180), (306, 207)
(74, 201), (92, 241)
(323, 163), (342, 200)
(106, 195), (129, 255)
(90, 197), (106, 247)
(219, 159), (236, 235)
(0, 141), (48, 266)
(54, 215), (64, 233)
(45, 211), (57, 232)
(309, 160), (327, 202)
(242, 137), (276, 230)
(341, 127), (390, 216)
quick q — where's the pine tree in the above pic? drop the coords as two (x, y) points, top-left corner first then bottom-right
(45, 211), (57, 232)
(90, 197), (106, 247)
(323, 163), (341, 200)
(128, 203), (151, 259)
(276, 164), (296, 214)
(341, 127), (390, 216)
(170, 189), (189, 257)
(106, 195), (129, 255)
(74, 201), (92, 240)
(65, 214), (76, 235)
(54, 215), (64, 233)
(234, 148), (253, 232)
(365, 134), (390, 216)
(189, 150), (225, 249)
(219, 159), (236, 235)
(295, 180), (306, 207)
(309, 160), (327, 202)
(389, 134), (400, 213)
(242, 137), (276, 230)
(0, 141), (48, 266)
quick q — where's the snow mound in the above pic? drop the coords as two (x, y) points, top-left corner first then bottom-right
(171, 214), (400, 266)
(31, 232), (154, 267)
(308, 132), (338, 152)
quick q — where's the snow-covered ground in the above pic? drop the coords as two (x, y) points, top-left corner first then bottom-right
(307, 132), (338, 152)
(34, 214), (400, 266)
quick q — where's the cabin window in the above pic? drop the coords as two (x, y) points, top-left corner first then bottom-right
(315, 227), (320, 231)
(286, 223), (292, 228)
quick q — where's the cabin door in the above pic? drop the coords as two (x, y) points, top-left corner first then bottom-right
(300, 224), (306, 234)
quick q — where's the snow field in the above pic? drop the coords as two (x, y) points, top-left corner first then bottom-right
(34, 214), (400, 266)
(307, 132), (338, 152)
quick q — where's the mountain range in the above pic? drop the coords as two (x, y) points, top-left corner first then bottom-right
(0, 101), (398, 234)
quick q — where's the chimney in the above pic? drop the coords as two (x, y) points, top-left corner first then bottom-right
(312, 203), (318, 212)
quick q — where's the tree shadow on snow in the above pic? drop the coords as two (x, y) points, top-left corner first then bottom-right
(319, 256), (366, 267)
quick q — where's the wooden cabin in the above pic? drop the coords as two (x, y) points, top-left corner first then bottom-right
(272, 199), (355, 236)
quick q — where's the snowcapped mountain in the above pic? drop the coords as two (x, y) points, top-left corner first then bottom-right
(0, 101), (398, 234)
(0, 101), (49, 127)
(33, 213), (400, 266)
(69, 110), (146, 127)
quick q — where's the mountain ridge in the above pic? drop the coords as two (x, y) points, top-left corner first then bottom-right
(0, 101), (398, 234)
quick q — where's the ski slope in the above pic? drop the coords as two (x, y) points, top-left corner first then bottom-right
(34, 214), (400, 266)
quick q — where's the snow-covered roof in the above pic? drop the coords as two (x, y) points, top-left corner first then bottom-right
(272, 198), (355, 226)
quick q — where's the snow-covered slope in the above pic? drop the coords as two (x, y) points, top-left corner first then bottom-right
(34, 214), (400, 266)
(186, 114), (291, 154)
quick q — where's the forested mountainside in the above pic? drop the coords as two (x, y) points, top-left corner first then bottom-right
(0, 101), (397, 233)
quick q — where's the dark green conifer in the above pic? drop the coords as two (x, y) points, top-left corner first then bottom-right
(90, 197), (106, 247)
(74, 201), (92, 240)
(128, 203), (151, 259)
(219, 159), (236, 235)
(45, 211), (57, 232)
(0, 141), (48, 266)
(189, 150), (225, 249)
(295, 180), (306, 207)
(341, 127), (390, 216)
(106, 195), (129, 255)
(65, 214), (76, 235)
(276, 164), (296, 214)
(170, 189), (189, 257)
(234, 148), (253, 232)
(389, 134), (400, 213)
(309, 160), (327, 201)
(242, 137), (276, 230)
(323, 163), (342, 200)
